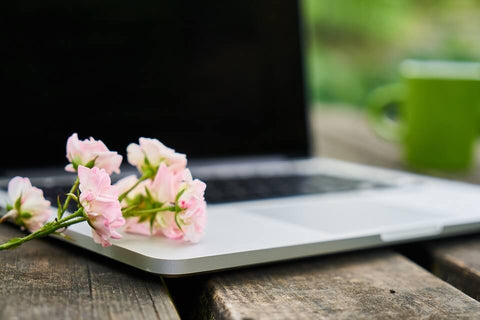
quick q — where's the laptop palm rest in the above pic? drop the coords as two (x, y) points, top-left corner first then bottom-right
(246, 199), (445, 240)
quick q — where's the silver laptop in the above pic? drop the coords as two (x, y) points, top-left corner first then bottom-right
(2, 1), (480, 276)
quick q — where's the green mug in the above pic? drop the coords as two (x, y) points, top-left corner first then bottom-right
(368, 60), (480, 171)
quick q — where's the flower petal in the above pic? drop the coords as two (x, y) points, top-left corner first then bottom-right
(8, 177), (31, 203)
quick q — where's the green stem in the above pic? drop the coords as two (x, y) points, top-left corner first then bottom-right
(58, 177), (80, 220)
(118, 173), (151, 202)
(30, 218), (86, 240)
(0, 210), (87, 250)
(58, 208), (84, 224)
(125, 206), (176, 216)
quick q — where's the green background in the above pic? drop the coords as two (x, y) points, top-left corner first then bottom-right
(302, 0), (480, 109)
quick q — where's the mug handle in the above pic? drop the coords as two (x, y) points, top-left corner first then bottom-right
(366, 83), (405, 142)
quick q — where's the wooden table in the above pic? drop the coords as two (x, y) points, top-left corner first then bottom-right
(2, 108), (480, 319)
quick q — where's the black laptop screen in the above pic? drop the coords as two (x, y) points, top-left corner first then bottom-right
(1, 1), (308, 171)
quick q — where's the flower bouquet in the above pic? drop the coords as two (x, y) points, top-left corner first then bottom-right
(0, 134), (207, 250)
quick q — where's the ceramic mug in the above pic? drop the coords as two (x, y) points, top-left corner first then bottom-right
(368, 60), (480, 171)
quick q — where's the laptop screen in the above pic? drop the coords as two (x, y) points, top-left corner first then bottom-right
(1, 1), (309, 171)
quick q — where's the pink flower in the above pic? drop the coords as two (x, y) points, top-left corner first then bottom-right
(148, 163), (184, 204)
(123, 164), (182, 238)
(78, 166), (125, 247)
(176, 170), (207, 242)
(127, 138), (187, 175)
(124, 164), (207, 243)
(66, 133), (122, 175)
(3, 177), (52, 232)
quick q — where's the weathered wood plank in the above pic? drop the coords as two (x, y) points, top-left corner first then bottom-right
(424, 235), (480, 302)
(168, 250), (480, 319)
(0, 223), (180, 320)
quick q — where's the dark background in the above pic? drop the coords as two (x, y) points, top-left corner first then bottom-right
(0, 0), (308, 172)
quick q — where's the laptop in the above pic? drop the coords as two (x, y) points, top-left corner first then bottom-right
(2, 0), (480, 276)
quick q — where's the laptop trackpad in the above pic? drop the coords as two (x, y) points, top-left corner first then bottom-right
(246, 200), (444, 234)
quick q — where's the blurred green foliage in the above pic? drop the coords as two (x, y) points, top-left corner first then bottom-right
(303, 0), (480, 108)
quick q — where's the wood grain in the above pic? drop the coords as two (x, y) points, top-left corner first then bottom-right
(425, 235), (480, 302)
(0, 223), (180, 320)
(168, 250), (480, 319)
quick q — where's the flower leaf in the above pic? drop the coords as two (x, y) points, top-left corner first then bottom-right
(86, 219), (96, 230)
(174, 212), (183, 232)
(145, 187), (154, 202)
(149, 213), (157, 234)
(20, 212), (32, 219)
(85, 156), (98, 169)
(175, 188), (186, 203)
(144, 156), (151, 167)
(138, 215), (149, 223)
(57, 195), (62, 216)
(14, 195), (22, 212)
(65, 193), (78, 203)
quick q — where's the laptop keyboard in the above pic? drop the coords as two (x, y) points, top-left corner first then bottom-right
(204, 174), (391, 203)
(39, 174), (391, 205)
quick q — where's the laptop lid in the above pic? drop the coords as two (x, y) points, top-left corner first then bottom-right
(0, 1), (309, 173)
